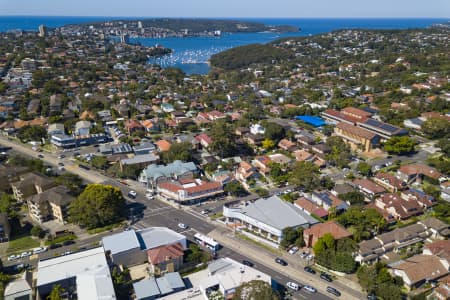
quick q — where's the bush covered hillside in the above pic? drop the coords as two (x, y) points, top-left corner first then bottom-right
(209, 44), (294, 70)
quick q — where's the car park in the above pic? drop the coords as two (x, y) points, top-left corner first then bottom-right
(303, 285), (317, 293)
(288, 246), (299, 254)
(320, 272), (333, 282)
(286, 281), (300, 291)
(275, 257), (287, 266)
(242, 260), (254, 267)
(304, 266), (316, 274)
(327, 286), (341, 297)
(177, 223), (188, 229)
(128, 190), (137, 199)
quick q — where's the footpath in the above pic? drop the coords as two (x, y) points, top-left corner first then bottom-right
(208, 227), (364, 300)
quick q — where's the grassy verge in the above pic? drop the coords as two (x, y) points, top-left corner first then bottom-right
(87, 222), (125, 235)
(7, 236), (40, 254)
(210, 212), (223, 220)
(236, 233), (281, 255)
(45, 233), (77, 246)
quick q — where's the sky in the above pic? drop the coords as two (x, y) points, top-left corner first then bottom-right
(0, 0), (449, 18)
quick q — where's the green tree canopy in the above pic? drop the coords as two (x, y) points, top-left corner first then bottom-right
(69, 184), (126, 229)
(232, 280), (279, 300)
(337, 207), (386, 242)
(421, 118), (450, 139)
(47, 284), (64, 300)
(263, 122), (285, 143)
(339, 191), (365, 206)
(161, 142), (193, 164)
(17, 125), (47, 142)
(325, 136), (351, 168)
(224, 181), (247, 197)
(383, 136), (415, 155)
(288, 161), (320, 192)
(356, 162), (373, 177)
(209, 120), (236, 158)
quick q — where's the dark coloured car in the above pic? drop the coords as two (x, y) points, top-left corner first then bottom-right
(367, 294), (377, 300)
(327, 286), (341, 297)
(38, 154), (44, 158)
(320, 272), (333, 282)
(275, 257), (288, 266)
(304, 266), (316, 274)
(63, 240), (75, 246)
(242, 260), (254, 267)
(48, 243), (62, 249)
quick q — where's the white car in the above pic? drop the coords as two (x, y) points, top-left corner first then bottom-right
(128, 190), (137, 198)
(33, 247), (47, 254)
(288, 246), (299, 254)
(303, 285), (317, 293)
(20, 251), (32, 258)
(178, 223), (188, 229)
(145, 192), (154, 199)
(8, 254), (19, 261)
(286, 281), (300, 291)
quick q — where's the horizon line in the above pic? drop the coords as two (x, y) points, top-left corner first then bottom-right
(0, 15), (449, 19)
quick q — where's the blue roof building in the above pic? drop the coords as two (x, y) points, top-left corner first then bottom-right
(295, 115), (326, 127)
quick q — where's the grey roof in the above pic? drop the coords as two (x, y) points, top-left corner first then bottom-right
(136, 227), (186, 250)
(121, 153), (159, 165)
(163, 272), (185, 290)
(133, 141), (156, 152)
(133, 278), (160, 299)
(102, 230), (141, 255)
(4, 272), (32, 296)
(240, 196), (318, 230)
(156, 277), (173, 295)
(99, 143), (133, 154)
(141, 160), (197, 181)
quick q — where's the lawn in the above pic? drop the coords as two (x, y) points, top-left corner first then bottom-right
(7, 236), (40, 255)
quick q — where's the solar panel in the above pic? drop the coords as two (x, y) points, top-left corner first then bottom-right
(365, 118), (382, 127)
(380, 124), (399, 133)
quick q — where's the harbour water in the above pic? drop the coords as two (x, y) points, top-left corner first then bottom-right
(0, 16), (447, 74)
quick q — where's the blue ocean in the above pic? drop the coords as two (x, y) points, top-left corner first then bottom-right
(0, 16), (447, 74)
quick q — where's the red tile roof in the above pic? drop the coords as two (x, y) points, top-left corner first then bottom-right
(155, 139), (172, 152)
(147, 243), (184, 265)
(336, 122), (377, 140)
(353, 179), (386, 194)
(304, 221), (352, 247)
(398, 164), (442, 179)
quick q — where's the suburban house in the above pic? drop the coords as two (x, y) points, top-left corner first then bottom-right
(303, 221), (352, 248)
(154, 139), (172, 152)
(352, 178), (386, 200)
(11, 173), (56, 202)
(426, 274), (450, 300)
(4, 271), (32, 300)
(139, 161), (198, 192)
(74, 120), (91, 136)
(235, 161), (260, 188)
(124, 119), (144, 135)
(373, 193), (423, 221)
(278, 139), (297, 151)
(334, 122), (380, 152)
(355, 218), (449, 264)
(195, 133), (213, 149)
(102, 227), (187, 267)
(223, 195), (318, 244)
(294, 197), (329, 219)
(133, 272), (186, 300)
(119, 153), (160, 172)
(252, 155), (272, 175)
(397, 164), (443, 184)
(373, 172), (407, 193)
(133, 141), (157, 155)
(310, 191), (349, 212)
(156, 178), (223, 204)
(147, 243), (184, 275)
(401, 188), (436, 209)
(27, 185), (74, 224)
(389, 255), (449, 290)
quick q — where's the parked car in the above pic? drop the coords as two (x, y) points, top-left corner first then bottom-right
(20, 251), (32, 258)
(288, 246), (299, 254)
(303, 285), (317, 293)
(32, 247), (47, 254)
(275, 257), (287, 266)
(367, 294), (378, 300)
(128, 190), (137, 199)
(286, 281), (300, 291)
(320, 273), (333, 282)
(242, 260), (254, 267)
(58, 162), (64, 166)
(327, 286), (341, 297)
(37, 154), (44, 158)
(300, 251), (309, 258)
(304, 266), (316, 274)
(7, 254), (19, 261)
(177, 223), (188, 229)
(48, 243), (62, 249)
(63, 240), (75, 246)
(201, 209), (211, 215)
(58, 154), (65, 159)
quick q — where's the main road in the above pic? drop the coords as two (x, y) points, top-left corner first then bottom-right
(0, 136), (365, 300)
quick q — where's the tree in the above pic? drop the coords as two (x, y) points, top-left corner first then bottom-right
(339, 191), (365, 205)
(69, 184), (126, 229)
(161, 142), (193, 164)
(224, 181), (247, 197)
(47, 284), (64, 300)
(262, 138), (275, 151)
(263, 122), (285, 143)
(437, 139), (450, 156)
(337, 207), (386, 242)
(357, 263), (404, 299)
(288, 161), (320, 192)
(55, 173), (83, 195)
(325, 136), (351, 168)
(0, 193), (16, 217)
(111, 266), (132, 300)
(383, 136), (415, 155)
(17, 125), (47, 142)
(280, 227), (304, 250)
(233, 280), (279, 300)
(313, 233), (356, 273)
(209, 120), (236, 158)
(356, 162), (372, 177)
(90, 155), (109, 170)
(31, 226), (45, 238)
(421, 118), (450, 139)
